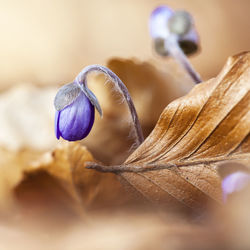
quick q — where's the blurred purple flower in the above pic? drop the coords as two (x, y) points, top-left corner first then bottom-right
(222, 171), (250, 202)
(149, 6), (199, 56)
(54, 83), (95, 141)
(149, 6), (174, 39)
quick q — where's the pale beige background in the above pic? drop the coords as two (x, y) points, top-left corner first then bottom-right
(0, 0), (249, 89)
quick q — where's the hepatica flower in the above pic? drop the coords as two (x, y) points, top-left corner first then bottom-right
(54, 65), (144, 145)
(54, 82), (95, 141)
(149, 5), (201, 84)
(222, 171), (250, 202)
(150, 5), (199, 56)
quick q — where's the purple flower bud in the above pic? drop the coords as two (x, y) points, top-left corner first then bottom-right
(54, 64), (144, 144)
(149, 6), (199, 56)
(149, 6), (174, 39)
(54, 83), (95, 141)
(222, 171), (250, 202)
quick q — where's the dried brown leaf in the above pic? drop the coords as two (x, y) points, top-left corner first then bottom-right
(0, 148), (42, 213)
(117, 52), (250, 210)
(14, 142), (130, 220)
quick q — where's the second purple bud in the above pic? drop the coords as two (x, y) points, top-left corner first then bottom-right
(150, 6), (199, 56)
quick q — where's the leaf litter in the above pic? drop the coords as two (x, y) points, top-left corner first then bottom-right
(0, 52), (249, 249)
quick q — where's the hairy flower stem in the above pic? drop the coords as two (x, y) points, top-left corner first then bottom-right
(165, 35), (202, 84)
(75, 65), (144, 147)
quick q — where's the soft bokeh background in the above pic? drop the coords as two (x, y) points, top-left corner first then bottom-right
(0, 1), (250, 249)
(0, 0), (249, 89)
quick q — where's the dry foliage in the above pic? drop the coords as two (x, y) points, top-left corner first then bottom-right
(0, 52), (250, 249)
(0, 57), (186, 216)
(0, 142), (133, 224)
(88, 52), (250, 211)
(13, 142), (133, 220)
(0, 1), (250, 248)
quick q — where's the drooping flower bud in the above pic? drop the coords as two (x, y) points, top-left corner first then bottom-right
(54, 65), (144, 145)
(149, 6), (199, 56)
(54, 82), (95, 141)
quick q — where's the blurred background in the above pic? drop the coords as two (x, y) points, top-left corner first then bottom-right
(0, 0), (249, 89)
(0, 1), (250, 249)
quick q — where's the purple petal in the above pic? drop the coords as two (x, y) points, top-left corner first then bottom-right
(222, 171), (250, 202)
(149, 6), (174, 39)
(56, 92), (95, 141)
(55, 110), (61, 139)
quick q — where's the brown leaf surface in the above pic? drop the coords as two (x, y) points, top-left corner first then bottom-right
(0, 141), (130, 223)
(0, 148), (42, 213)
(14, 142), (130, 219)
(119, 52), (250, 210)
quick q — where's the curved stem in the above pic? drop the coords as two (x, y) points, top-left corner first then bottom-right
(164, 35), (202, 84)
(75, 65), (144, 147)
